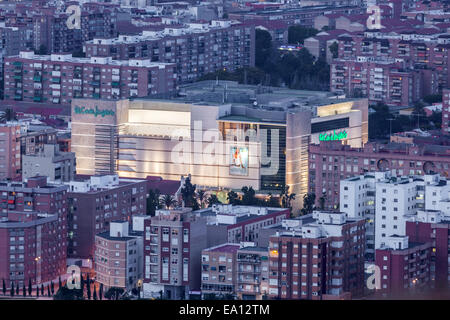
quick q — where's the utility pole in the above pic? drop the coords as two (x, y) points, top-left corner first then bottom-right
(387, 118), (394, 140)
(411, 113), (426, 130)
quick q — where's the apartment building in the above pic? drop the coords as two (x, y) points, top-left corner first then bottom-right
(195, 204), (290, 245)
(95, 220), (144, 291)
(374, 174), (432, 249)
(201, 243), (240, 298)
(330, 57), (438, 106)
(340, 171), (392, 260)
(443, 88), (450, 134)
(32, 4), (117, 54)
(335, 33), (450, 92)
(0, 24), (31, 98)
(407, 210), (450, 288)
(0, 124), (21, 181)
(228, 5), (364, 29)
(4, 51), (176, 106)
(19, 127), (57, 156)
(0, 176), (68, 287)
(268, 211), (365, 300)
(84, 20), (255, 84)
(143, 208), (208, 300)
(309, 141), (450, 210)
(236, 246), (269, 300)
(22, 144), (76, 183)
(375, 235), (432, 296)
(66, 174), (147, 259)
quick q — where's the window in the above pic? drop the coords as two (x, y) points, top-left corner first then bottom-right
(162, 228), (169, 242)
(183, 229), (189, 243)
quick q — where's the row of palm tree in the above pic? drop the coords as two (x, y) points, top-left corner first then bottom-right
(146, 175), (297, 215)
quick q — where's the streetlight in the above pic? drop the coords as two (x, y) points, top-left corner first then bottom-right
(34, 256), (41, 293)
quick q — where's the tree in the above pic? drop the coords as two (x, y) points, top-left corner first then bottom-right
(429, 111), (442, 130)
(16, 282), (19, 295)
(93, 285), (97, 300)
(369, 103), (393, 139)
(181, 176), (198, 209)
(160, 194), (176, 209)
(267, 193), (281, 207)
(423, 94), (442, 104)
(41, 284), (44, 296)
(51, 281), (55, 295)
(36, 285), (39, 297)
(58, 276), (62, 290)
(329, 41), (339, 59)
(280, 185), (295, 210)
(255, 29), (273, 69)
(2, 279), (5, 296)
(10, 282), (14, 297)
(227, 190), (240, 205)
(206, 194), (220, 207)
(319, 192), (327, 210)
(28, 279), (32, 296)
(147, 189), (161, 216)
(0, 108), (16, 123)
(196, 190), (206, 209)
(47, 285), (51, 297)
(86, 275), (91, 300)
(301, 193), (316, 215)
(104, 287), (124, 300)
(80, 273), (85, 294)
(288, 25), (319, 44)
(99, 283), (103, 300)
(23, 284), (26, 297)
(54, 286), (84, 300)
(36, 44), (48, 55)
(241, 186), (257, 205)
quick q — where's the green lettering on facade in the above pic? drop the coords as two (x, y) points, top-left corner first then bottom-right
(74, 105), (115, 117)
(319, 130), (348, 141)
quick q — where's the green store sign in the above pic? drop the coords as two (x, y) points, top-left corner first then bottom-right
(74, 105), (115, 117)
(319, 130), (347, 141)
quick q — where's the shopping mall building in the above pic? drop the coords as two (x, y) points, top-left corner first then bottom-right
(71, 81), (368, 210)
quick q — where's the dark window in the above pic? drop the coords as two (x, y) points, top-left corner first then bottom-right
(311, 118), (350, 134)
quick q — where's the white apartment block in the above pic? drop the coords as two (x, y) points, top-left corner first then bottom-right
(340, 171), (391, 259)
(341, 172), (449, 254)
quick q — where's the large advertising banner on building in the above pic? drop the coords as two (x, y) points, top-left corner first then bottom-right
(230, 146), (249, 176)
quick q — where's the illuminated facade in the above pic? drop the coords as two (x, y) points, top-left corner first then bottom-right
(72, 98), (262, 191)
(71, 81), (368, 211)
